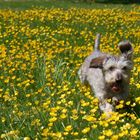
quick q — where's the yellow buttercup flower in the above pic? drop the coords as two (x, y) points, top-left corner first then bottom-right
(83, 115), (96, 122)
(49, 117), (57, 123)
(64, 125), (73, 132)
(24, 137), (31, 140)
(82, 127), (90, 134)
(103, 129), (113, 137)
(111, 135), (119, 140)
(130, 128), (138, 137)
(98, 135), (105, 140)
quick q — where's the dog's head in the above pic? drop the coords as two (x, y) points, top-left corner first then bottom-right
(89, 41), (133, 93)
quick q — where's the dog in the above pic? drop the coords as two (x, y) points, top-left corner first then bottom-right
(78, 34), (133, 115)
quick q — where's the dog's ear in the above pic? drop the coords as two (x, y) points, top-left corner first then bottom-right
(118, 41), (133, 59)
(89, 56), (106, 68)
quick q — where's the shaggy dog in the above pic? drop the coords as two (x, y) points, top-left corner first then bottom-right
(78, 34), (133, 114)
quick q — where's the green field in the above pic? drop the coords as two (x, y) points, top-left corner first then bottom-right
(0, 0), (140, 140)
(0, 0), (138, 9)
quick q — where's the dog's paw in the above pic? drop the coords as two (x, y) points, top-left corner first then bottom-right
(112, 97), (119, 104)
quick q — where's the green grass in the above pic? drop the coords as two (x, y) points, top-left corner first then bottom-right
(0, 1), (140, 140)
(0, 0), (136, 9)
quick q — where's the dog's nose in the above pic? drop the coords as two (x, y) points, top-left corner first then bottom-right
(116, 73), (122, 83)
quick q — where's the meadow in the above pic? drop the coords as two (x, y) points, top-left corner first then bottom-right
(0, 1), (140, 140)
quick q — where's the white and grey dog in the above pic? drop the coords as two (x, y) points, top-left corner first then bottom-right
(78, 34), (133, 114)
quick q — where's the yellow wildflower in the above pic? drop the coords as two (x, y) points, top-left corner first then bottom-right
(82, 127), (90, 134)
(103, 129), (113, 137)
(98, 135), (105, 140)
(24, 137), (31, 140)
(111, 135), (119, 140)
(64, 125), (73, 132)
(130, 128), (138, 137)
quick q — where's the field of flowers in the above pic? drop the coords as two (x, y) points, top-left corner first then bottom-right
(0, 4), (140, 140)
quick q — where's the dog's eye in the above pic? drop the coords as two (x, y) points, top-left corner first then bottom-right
(122, 66), (127, 71)
(109, 66), (115, 71)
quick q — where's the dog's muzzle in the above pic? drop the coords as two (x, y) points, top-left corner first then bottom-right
(111, 73), (123, 92)
(111, 79), (123, 93)
(111, 82), (122, 93)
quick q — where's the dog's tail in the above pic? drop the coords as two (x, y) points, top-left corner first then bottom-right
(94, 33), (101, 51)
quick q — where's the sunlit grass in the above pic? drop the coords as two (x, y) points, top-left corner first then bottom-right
(0, 3), (140, 140)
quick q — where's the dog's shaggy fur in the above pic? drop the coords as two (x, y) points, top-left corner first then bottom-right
(78, 34), (133, 114)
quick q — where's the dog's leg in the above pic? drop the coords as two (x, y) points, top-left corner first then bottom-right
(78, 64), (87, 84)
(99, 98), (115, 116)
